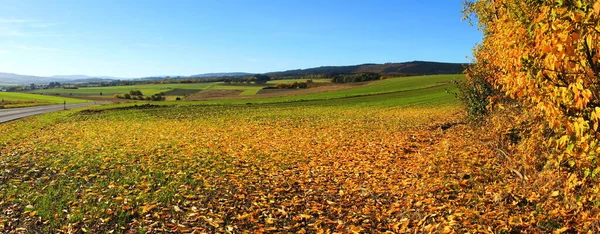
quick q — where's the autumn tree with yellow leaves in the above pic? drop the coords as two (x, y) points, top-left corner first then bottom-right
(464, 0), (600, 230)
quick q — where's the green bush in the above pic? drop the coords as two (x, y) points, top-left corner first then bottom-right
(150, 93), (165, 101)
(274, 80), (314, 89)
(331, 72), (381, 83)
(454, 65), (498, 121)
(129, 90), (143, 96)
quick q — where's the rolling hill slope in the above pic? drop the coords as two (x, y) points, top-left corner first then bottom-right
(268, 61), (466, 76)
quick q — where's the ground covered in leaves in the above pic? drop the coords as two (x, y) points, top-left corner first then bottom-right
(0, 102), (578, 233)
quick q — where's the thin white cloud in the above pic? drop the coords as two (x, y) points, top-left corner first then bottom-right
(12, 44), (61, 52)
(0, 50), (8, 54)
(30, 23), (62, 28)
(0, 19), (62, 37)
(0, 29), (25, 37)
(0, 19), (32, 23)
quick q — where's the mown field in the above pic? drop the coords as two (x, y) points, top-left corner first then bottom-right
(24, 82), (273, 98)
(0, 74), (539, 233)
(178, 74), (461, 105)
(24, 83), (215, 97)
(0, 92), (88, 108)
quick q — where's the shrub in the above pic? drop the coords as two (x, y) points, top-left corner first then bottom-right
(331, 72), (381, 83)
(150, 93), (165, 101)
(274, 80), (313, 89)
(454, 63), (499, 121)
(129, 90), (143, 96)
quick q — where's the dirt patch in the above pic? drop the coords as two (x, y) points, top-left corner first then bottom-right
(113, 104), (164, 110)
(182, 83), (368, 100)
(255, 83), (366, 98)
(78, 104), (165, 115)
(162, 89), (203, 96)
(79, 109), (105, 115)
(185, 90), (244, 100)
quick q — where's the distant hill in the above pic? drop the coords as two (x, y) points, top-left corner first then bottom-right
(0, 73), (121, 84)
(68, 78), (117, 83)
(136, 72), (253, 81)
(189, 72), (253, 78)
(0, 61), (465, 85)
(0, 72), (67, 84)
(50, 75), (124, 80)
(267, 61), (466, 76)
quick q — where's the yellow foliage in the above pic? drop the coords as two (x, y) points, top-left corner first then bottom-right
(466, 0), (600, 230)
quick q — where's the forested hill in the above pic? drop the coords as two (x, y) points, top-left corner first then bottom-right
(267, 61), (466, 76)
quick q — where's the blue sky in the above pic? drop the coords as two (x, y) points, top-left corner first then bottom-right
(0, 0), (481, 78)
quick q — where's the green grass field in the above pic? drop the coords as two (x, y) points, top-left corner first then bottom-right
(178, 74), (463, 105)
(74, 74), (462, 108)
(0, 92), (88, 108)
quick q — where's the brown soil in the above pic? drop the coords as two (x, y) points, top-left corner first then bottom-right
(254, 83), (366, 98)
(113, 104), (164, 110)
(78, 109), (105, 115)
(184, 90), (244, 101)
(79, 104), (165, 115)
(184, 83), (369, 100)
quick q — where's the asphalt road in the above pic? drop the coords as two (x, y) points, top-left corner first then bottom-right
(0, 102), (96, 123)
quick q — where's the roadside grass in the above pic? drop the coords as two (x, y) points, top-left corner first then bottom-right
(0, 92), (88, 108)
